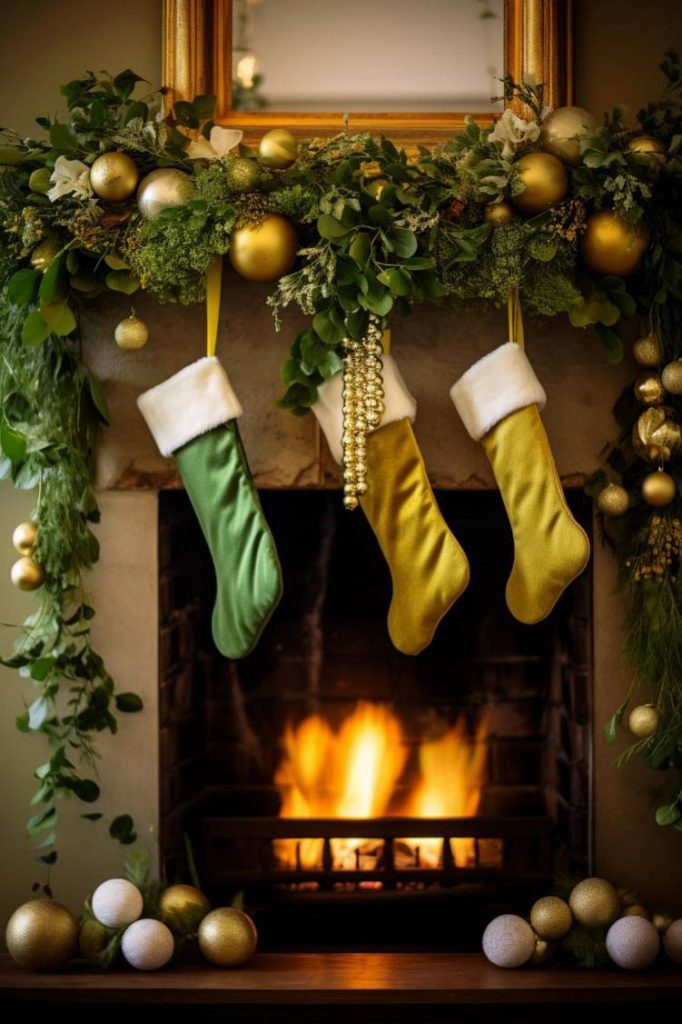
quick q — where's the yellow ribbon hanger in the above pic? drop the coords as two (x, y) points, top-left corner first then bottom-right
(206, 255), (223, 358)
(507, 286), (525, 349)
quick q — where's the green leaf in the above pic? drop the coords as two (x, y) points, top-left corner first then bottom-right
(7, 269), (40, 306)
(1, 424), (27, 464)
(316, 214), (351, 240)
(113, 69), (146, 101)
(387, 228), (418, 258)
(313, 307), (346, 346)
(595, 324), (624, 364)
(115, 692), (144, 713)
(81, 812), (103, 821)
(110, 813), (137, 844)
(40, 300), (76, 337)
(39, 851), (58, 865)
(173, 100), (199, 128)
(349, 234), (371, 266)
(69, 778), (101, 803)
(192, 94), (217, 119)
(16, 711), (30, 733)
(49, 122), (78, 152)
(604, 713), (619, 745)
(124, 848), (151, 888)
(21, 309), (51, 347)
(378, 268), (411, 297)
(86, 372), (110, 424)
(38, 256), (66, 304)
(655, 803), (681, 826)
(30, 657), (56, 682)
(368, 204), (391, 227)
(105, 270), (140, 294)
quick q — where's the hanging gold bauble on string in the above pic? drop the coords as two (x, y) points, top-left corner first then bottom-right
(580, 210), (649, 277)
(484, 201), (515, 226)
(11, 556), (45, 591)
(632, 333), (663, 367)
(661, 360), (682, 394)
(115, 313), (149, 351)
(632, 407), (682, 462)
(197, 907), (258, 967)
(6, 899), (78, 971)
(642, 470), (676, 507)
(229, 213), (298, 282)
(628, 703), (660, 738)
(569, 878), (621, 929)
(510, 152), (569, 214)
(30, 236), (60, 272)
(634, 371), (666, 407)
(12, 521), (38, 556)
(597, 483), (629, 517)
(159, 884), (211, 934)
(539, 106), (598, 166)
(137, 168), (195, 220)
(626, 136), (666, 165)
(258, 128), (298, 169)
(90, 152), (139, 201)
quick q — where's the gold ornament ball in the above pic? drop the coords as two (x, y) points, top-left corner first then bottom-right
(634, 371), (666, 407)
(12, 521), (38, 556)
(580, 210), (649, 277)
(484, 201), (515, 227)
(530, 896), (573, 940)
(159, 884), (211, 934)
(258, 128), (298, 169)
(623, 905), (650, 919)
(11, 556), (45, 591)
(137, 168), (195, 220)
(78, 918), (110, 963)
(30, 236), (60, 272)
(539, 105), (599, 167)
(569, 877), (621, 929)
(633, 333), (663, 367)
(653, 912), (674, 933)
(530, 934), (557, 965)
(627, 136), (666, 164)
(662, 360), (682, 395)
(198, 907), (258, 967)
(90, 152), (139, 201)
(511, 152), (569, 215)
(597, 483), (629, 517)
(642, 470), (676, 507)
(229, 213), (298, 283)
(632, 407), (682, 463)
(225, 157), (260, 193)
(115, 314), (149, 351)
(628, 703), (660, 738)
(6, 899), (78, 971)
(28, 167), (52, 194)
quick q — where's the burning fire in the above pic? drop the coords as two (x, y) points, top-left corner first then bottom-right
(274, 702), (489, 872)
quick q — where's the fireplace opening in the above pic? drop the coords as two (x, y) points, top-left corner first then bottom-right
(158, 488), (593, 951)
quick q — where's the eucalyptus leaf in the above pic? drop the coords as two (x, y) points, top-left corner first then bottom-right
(7, 269), (40, 306)
(21, 309), (51, 347)
(40, 300), (77, 337)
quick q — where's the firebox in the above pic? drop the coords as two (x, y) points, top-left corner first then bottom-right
(157, 488), (593, 951)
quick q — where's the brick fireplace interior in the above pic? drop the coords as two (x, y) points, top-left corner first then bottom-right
(158, 487), (593, 952)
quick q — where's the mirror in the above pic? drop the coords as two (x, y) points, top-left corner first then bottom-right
(232, 0), (504, 113)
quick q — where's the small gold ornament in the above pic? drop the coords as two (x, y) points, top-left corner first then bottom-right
(90, 152), (139, 201)
(530, 934), (557, 965)
(137, 168), (195, 220)
(342, 316), (385, 511)
(11, 556), (45, 591)
(115, 313), (149, 351)
(5, 899), (78, 971)
(29, 167), (52, 194)
(539, 105), (599, 167)
(484, 201), (515, 226)
(229, 213), (298, 282)
(653, 912), (674, 933)
(580, 210), (649, 277)
(632, 333), (663, 367)
(661, 360), (682, 395)
(78, 918), (110, 963)
(569, 877), (621, 929)
(159, 884), (210, 934)
(634, 371), (666, 407)
(30, 236), (60, 272)
(597, 483), (629, 517)
(12, 521), (38, 556)
(511, 152), (570, 215)
(530, 896), (573, 940)
(632, 407), (682, 463)
(642, 470), (676, 507)
(627, 136), (666, 164)
(198, 907), (258, 967)
(258, 128), (298, 169)
(225, 157), (260, 193)
(623, 904), (650, 919)
(628, 703), (660, 738)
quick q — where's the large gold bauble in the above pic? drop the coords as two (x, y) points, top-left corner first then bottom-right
(627, 136), (666, 164)
(632, 407), (682, 463)
(539, 105), (599, 167)
(597, 483), (629, 517)
(78, 917), (110, 963)
(12, 521), (38, 556)
(137, 168), (195, 220)
(580, 210), (649, 277)
(30, 237), (60, 272)
(159, 884), (211, 934)
(530, 896), (573, 940)
(229, 213), (298, 282)
(530, 934), (557, 965)
(634, 371), (666, 407)
(198, 907), (258, 967)
(632, 333), (663, 367)
(6, 899), (78, 971)
(642, 470), (676, 507)
(484, 201), (515, 227)
(628, 703), (660, 738)
(258, 128), (298, 169)
(662, 360), (682, 395)
(115, 314), (149, 351)
(11, 556), (45, 591)
(511, 152), (569, 214)
(90, 152), (139, 201)
(569, 877), (621, 929)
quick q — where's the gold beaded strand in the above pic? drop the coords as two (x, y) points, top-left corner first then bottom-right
(341, 315), (385, 510)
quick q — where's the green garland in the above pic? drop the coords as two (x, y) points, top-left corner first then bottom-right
(1, 57), (682, 859)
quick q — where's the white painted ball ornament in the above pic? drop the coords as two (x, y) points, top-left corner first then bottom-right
(121, 918), (175, 971)
(91, 878), (144, 928)
(482, 914), (535, 968)
(605, 915), (660, 970)
(136, 168), (195, 220)
(663, 918), (682, 963)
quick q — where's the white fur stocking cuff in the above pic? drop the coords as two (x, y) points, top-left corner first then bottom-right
(450, 342), (546, 441)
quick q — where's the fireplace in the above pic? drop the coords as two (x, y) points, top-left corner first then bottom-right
(157, 486), (593, 950)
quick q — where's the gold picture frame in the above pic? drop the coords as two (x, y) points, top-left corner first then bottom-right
(162, 0), (574, 146)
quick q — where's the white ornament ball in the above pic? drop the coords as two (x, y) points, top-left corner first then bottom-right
(663, 919), (682, 963)
(91, 878), (144, 928)
(482, 914), (535, 968)
(606, 916), (660, 970)
(121, 919), (175, 971)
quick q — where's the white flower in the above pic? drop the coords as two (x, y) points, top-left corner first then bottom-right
(47, 155), (93, 202)
(186, 125), (243, 161)
(489, 110), (540, 159)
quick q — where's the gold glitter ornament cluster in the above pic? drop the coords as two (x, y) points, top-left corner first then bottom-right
(626, 515), (682, 581)
(341, 315), (385, 510)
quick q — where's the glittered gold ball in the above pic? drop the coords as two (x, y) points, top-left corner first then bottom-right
(628, 703), (660, 738)
(115, 314), (149, 351)
(258, 129), (298, 169)
(623, 905), (650, 919)
(6, 899), (77, 971)
(159, 884), (211, 934)
(530, 934), (557, 965)
(225, 157), (260, 193)
(12, 521), (38, 556)
(229, 213), (298, 282)
(30, 236), (60, 272)
(627, 136), (666, 164)
(11, 556), (45, 591)
(642, 470), (676, 507)
(634, 371), (666, 407)
(580, 210), (649, 277)
(569, 878), (621, 929)
(137, 168), (195, 220)
(198, 907), (258, 967)
(653, 912), (674, 933)
(484, 201), (515, 226)
(632, 407), (682, 463)
(539, 106), (598, 166)
(78, 917), (110, 963)
(597, 483), (629, 517)
(632, 334), (662, 367)
(661, 360), (682, 395)
(530, 896), (573, 940)
(511, 151), (569, 214)
(90, 152), (139, 201)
